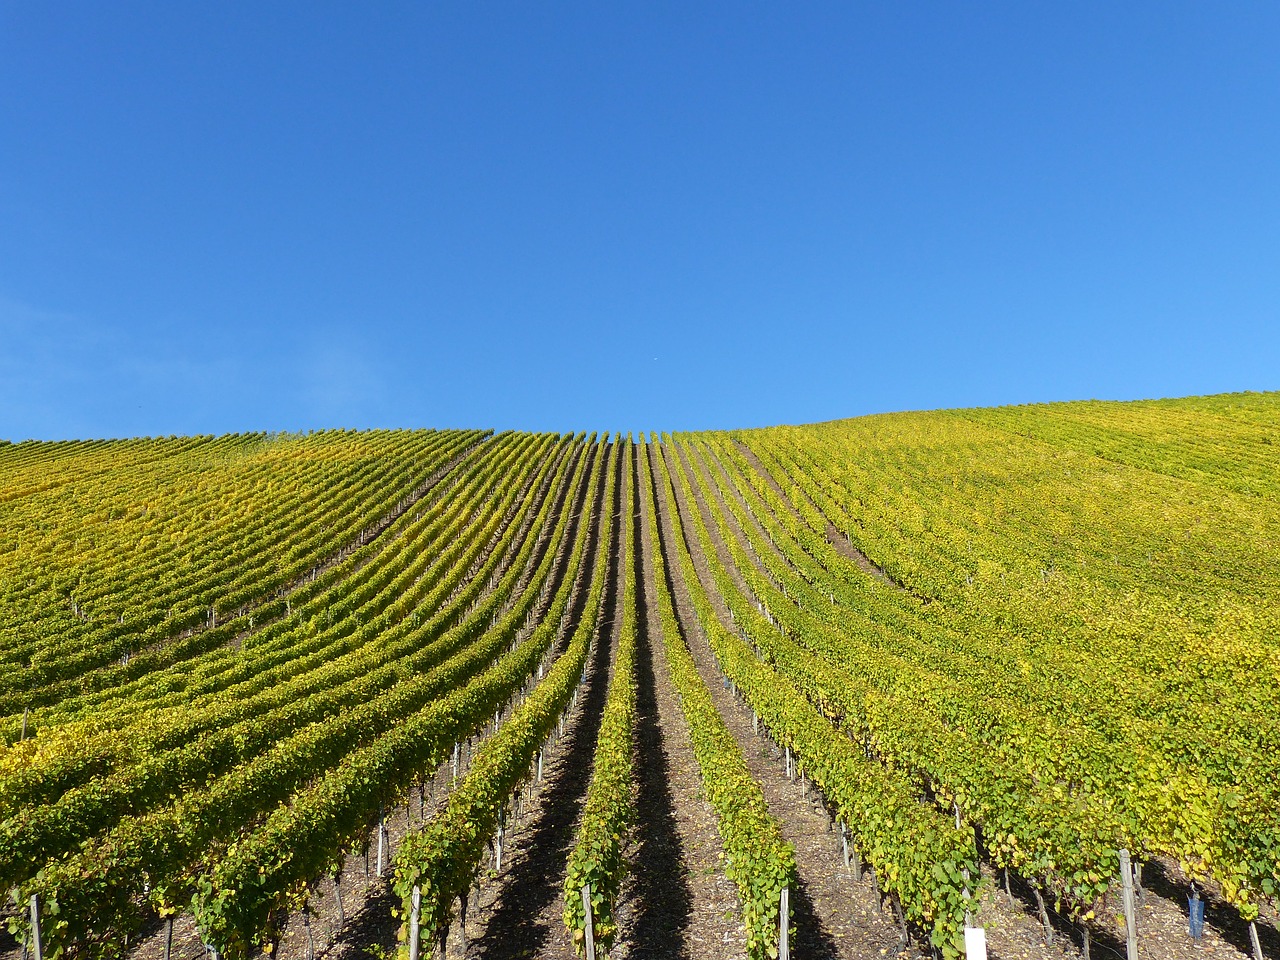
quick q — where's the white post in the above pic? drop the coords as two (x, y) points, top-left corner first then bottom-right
(1119, 849), (1137, 960)
(1249, 920), (1263, 960)
(779, 886), (790, 960)
(955, 803), (972, 923)
(581, 884), (596, 960)
(964, 925), (988, 960)
(377, 815), (387, 876)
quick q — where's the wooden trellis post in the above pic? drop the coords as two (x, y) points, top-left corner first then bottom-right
(1119, 848), (1138, 960)
(408, 885), (422, 960)
(581, 884), (596, 960)
(30, 894), (43, 960)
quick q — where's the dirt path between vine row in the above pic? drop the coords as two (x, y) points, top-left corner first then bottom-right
(716, 439), (1275, 960)
(459, 444), (623, 960)
(4, 434), (495, 726)
(295, 441), (604, 960)
(94, 442), (599, 960)
(617, 442), (745, 959)
(728, 436), (903, 591)
(650, 440), (904, 960)
(680, 438), (1079, 960)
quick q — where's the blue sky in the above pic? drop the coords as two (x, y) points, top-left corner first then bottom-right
(2, 3), (1277, 439)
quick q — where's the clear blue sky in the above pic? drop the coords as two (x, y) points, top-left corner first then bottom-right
(2, 3), (1277, 439)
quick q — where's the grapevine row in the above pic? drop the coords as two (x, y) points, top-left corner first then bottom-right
(390, 436), (619, 957)
(640, 437), (796, 960)
(562, 436), (638, 953)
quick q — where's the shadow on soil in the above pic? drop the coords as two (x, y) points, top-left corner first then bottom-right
(470, 466), (621, 960)
(626, 498), (694, 959)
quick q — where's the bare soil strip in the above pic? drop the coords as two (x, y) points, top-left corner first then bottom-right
(105, 442), (599, 960)
(150, 433), (494, 660)
(684, 440), (1080, 959)
(669, 441), (758, 609)
(729, 437), (903, 591)
(11, 437), (1271, 960)
(462, 444), (623, 960)
(695, 440), (785, 576)
(723, 441), (1268, 960)
(650, 441), (902, 959)
(281, 442), (604, 960)
(9, 435), (495, 723)
(622, 443), (743, 960)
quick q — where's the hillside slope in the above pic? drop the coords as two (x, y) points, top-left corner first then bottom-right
(1, 393), (1276, 960)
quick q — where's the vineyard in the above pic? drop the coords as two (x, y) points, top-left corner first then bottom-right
(1, 394), (1278, 960)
